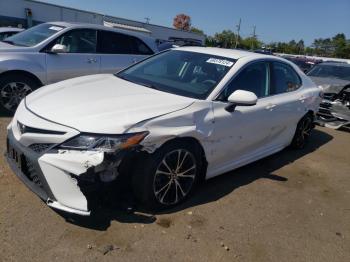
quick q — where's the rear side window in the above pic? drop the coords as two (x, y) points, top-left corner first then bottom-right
(271, 62), (301, 94)
(98, 31), (153, 55)
(49, 29), (97, 53)
(219, 62), (270, 100)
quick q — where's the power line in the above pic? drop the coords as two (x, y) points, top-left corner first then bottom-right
(144, 17), (150, 24)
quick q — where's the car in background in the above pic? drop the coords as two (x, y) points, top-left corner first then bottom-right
(307, 62), (350, 129)
(0, 27), (24, 41)
(6, 47), (321, 216)
(283, 56), (321, 73)
(0, 22), (158, 112)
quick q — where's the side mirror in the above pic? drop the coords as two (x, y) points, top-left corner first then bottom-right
(226, 90), (258, 112)
(50, 44), (67, 53)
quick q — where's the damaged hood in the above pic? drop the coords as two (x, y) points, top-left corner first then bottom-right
(25, 74), (195, 134)
(309, 76), (350, 93)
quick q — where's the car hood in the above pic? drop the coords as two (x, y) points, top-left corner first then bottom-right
(309, 76), (350, 93)
(0, 41), (34, 52)
(25, 74), (195, 134)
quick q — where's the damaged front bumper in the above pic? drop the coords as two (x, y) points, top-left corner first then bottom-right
(6, 129), (128, 216)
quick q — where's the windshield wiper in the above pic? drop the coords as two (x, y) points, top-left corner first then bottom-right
(1, 40), (27, 47)
(2, 40), (14, 45)
(116, 74), (160, 90)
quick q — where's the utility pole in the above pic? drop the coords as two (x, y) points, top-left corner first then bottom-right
(144, 17), (150, 24)
(235, 18), (241, 48)
(251, 25), (256, 50)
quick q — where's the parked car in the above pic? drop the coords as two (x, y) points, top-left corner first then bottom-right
(307, 62), (350, 129)
(6, 47), (321, 216)
(0, 27), (24, 41)
(0, 22), (158, 112)
(283, 56), (321, 73)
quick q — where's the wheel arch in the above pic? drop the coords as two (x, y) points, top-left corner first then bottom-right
(140, 136), (208, 182)
(0, 70), (43, 87)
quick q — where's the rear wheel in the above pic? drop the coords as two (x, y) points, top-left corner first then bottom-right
(291, 114), (314, 149)
(0, 74), (40, 113)
(132, 141), (202, 210)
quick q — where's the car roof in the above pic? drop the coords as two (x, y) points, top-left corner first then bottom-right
(48, 21), (153, 39)
(174, 46), (276, 60)
(0, 27), (24, 33)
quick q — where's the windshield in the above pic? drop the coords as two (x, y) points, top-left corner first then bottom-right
(307, 64), (350, 81)
(117, 50), (236, 99)
(3, 24), (65, 47)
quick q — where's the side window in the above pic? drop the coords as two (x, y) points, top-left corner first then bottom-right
(219, 62), (269, 100)
(98, 31), (153, 55)
(50, 29), (97, 53)
(98, 31), (131, 54)
(132, 37), (154, 55)
(271, 62), (301, 94)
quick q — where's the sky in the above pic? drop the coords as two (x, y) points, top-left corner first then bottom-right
(41, 0), (350, 46)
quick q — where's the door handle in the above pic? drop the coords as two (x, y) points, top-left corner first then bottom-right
(266, 104), (277, 110)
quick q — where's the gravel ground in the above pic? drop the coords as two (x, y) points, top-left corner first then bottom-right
(0, 116), (349, 262)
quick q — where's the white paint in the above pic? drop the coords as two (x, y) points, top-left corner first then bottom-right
(12, 47), (321, 215)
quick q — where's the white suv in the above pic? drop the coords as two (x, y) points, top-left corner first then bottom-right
(0, 22), (158, 112)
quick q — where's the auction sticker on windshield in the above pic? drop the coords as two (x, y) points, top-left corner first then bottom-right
(49, 26), (64, 31)
(206, 58), (234, 67)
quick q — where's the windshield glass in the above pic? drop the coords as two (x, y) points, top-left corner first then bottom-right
(117, 50), (236, 99)
(307, 64), (350, 81)
(3, 24), (65, 47)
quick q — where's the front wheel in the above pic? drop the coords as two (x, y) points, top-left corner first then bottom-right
(0, 74), (39, 113)
(132, 141), (202, 210)
(291, 114), (314, 149)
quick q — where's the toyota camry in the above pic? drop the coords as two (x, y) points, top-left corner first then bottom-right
(6, 47), (321, 215)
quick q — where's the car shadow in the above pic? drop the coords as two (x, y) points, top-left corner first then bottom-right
(56, 128), (333, 230)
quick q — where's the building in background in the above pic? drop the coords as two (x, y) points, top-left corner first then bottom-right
(0, 0), (205, 45)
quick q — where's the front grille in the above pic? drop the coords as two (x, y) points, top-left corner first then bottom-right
(323, 93), (337, 101)
(28, 143), (54, 153)
(17, 121), (66, 135)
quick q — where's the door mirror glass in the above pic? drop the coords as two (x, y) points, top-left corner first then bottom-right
(227, 90), (258, 106)
(51, 44), (67, 53)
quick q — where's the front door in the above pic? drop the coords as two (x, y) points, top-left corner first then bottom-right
(46, 29), (100, 84)
(208, 61), (282, 176)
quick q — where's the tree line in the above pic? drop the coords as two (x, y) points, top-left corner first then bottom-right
(172, 14), (350, 59)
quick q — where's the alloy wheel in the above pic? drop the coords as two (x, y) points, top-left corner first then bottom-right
(296, 117), (312, 148)
(0, 82), (33, 111)
(153, 149), (197, 205)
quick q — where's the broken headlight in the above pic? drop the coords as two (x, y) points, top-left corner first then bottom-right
(58, 132), (149, 152)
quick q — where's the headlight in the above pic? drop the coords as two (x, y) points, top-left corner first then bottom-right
(58, 132), (149, 152)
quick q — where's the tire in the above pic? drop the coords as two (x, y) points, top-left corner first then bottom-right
(132, 140), (202, 211)
(290, 114), (314, 149)
(0, 74), (40, 113)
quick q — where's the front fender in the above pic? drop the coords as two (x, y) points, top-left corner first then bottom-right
(129, 101), (215, 155)
(0, 53), (46, 84)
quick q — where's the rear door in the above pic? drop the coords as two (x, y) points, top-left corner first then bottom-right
(97, 30), (154, 73)
(45, 29), (100, 84)
(265, 61), (305, 146)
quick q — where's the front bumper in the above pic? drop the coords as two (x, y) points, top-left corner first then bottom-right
(6, 129), (107, 216)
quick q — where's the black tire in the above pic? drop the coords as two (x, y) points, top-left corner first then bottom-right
(132, 140), (202, 211)
(290, 114), (314, 149)
(0, 73), (40, 113)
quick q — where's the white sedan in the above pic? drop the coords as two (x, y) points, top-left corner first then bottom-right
(6, 47), (321, 215)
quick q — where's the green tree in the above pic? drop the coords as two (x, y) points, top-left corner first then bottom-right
(190, 27), (204, 35)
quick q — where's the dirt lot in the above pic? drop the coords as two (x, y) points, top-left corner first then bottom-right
(0, 116), (349, 262)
